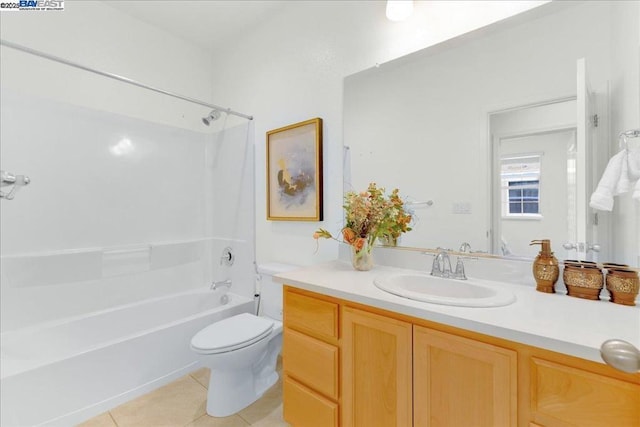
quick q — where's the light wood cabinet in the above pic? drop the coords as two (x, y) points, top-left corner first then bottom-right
(284, 290), (338, 341)
(282, 286), (640, 427)
(283, 376), (339, 427)
(341, 307), (412, 427)
(413, 326), (517, 427)
(283, 288), (340, 427)
(284, 328), (339, 399)
(530, 357), (640, 426)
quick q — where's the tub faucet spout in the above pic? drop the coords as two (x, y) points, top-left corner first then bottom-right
(211, 279), (232, 291)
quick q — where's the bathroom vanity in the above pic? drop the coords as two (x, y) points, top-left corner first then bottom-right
(276, 261), (640, 427)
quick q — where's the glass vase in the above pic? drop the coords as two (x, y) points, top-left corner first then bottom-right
(351, 238), (374, 271)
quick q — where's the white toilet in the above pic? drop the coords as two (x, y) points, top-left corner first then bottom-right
(190, 263), (297, 417)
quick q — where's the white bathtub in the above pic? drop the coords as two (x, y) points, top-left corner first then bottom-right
(0, 288), (254, 427)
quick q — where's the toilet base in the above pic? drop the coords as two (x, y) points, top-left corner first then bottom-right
(203, 331), (282, 417)
(206, 367), (279, 417)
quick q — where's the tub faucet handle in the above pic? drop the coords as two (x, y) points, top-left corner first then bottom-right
(220, 247), (234, 266)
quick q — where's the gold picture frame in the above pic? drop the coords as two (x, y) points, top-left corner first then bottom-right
(267, 118), (323, 221)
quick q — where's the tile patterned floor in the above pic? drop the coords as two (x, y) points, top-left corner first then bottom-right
(78, 361), (288, 427)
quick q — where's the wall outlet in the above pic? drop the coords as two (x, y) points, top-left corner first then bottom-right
(452, 202), (472, 214)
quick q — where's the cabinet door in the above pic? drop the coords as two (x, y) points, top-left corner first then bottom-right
(414, 326), (517, 427)
(530, 357), (640, 427)
(342, 307), (412, 427)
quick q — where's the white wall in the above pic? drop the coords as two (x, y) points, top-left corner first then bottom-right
(205, 0), (547, 266)
(0, 2), (255, 330)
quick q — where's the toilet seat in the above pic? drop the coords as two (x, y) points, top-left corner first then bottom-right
(191, 313), (274, 354)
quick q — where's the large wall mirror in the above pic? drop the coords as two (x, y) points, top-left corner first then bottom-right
(344, 1), (637, 262)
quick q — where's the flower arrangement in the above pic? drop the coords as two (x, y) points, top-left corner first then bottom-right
(378, 188), (413, 244)
(314, 183), (412, 269)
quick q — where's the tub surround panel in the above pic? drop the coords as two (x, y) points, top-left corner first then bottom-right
(275, 261), (640, 364)
(1, 239), (208, 288)
(0, 235), (256, 333)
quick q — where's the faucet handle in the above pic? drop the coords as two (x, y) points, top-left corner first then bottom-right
(453, 257), (467, 280)
(431, 256), (442, 275)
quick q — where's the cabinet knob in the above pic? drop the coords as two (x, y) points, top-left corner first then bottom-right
(600, 339), (640, 373)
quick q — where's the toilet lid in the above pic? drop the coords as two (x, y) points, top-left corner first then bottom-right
(191, 313), (274, 354)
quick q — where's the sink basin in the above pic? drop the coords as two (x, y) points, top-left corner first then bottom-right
(373, 273), (516, 307)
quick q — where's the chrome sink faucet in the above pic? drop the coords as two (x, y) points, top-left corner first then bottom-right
(431, 250), (453, 278)
(211, 279), (232, 291)
(431, 249), (468, 280)
(459, 242), (471, 253)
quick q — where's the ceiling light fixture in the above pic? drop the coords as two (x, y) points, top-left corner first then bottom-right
(386, 0), (414, 22)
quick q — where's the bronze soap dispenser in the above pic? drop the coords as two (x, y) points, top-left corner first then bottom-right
(530, 239), (559, 293)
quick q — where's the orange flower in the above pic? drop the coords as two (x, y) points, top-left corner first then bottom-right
(353, 237), (366, 252)
(342, 228), (356, 244)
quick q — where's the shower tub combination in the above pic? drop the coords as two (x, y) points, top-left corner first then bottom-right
(0, 288), (253, 427)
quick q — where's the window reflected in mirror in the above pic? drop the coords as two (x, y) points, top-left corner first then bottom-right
(500, 154), (541, 218)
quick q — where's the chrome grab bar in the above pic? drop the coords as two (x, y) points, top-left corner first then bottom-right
(1, 170), (31, 200)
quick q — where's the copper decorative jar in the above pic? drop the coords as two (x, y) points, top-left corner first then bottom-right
(562, 261), (604, 300)
(605, 268), (639, 306)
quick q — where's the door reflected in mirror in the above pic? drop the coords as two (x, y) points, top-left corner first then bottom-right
(489, 98), (583, 259)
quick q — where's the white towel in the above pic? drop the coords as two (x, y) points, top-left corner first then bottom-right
(616, 151), (633, 195)
(590, 150), (627, 211)
(621, 149), (640, 202)
(627, 147), (640, 180)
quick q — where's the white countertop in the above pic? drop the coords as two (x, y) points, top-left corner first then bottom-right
(275, 260), (640, 364)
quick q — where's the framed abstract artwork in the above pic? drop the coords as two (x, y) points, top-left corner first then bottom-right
(267, 118), (323, 221)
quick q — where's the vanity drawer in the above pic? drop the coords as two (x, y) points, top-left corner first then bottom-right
(284, 288), (338, 341)
(284, 375), (338, 427)
(530, 358), (640, 426)
(283, 327), (339, 399)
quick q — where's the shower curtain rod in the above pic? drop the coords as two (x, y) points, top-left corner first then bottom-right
(0, 39), (253, 120)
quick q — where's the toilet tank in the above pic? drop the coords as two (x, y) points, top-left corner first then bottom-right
(257, 263), (299, 321)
